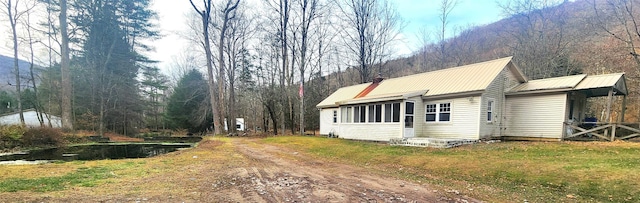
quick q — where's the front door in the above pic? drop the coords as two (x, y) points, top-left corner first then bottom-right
(404, 101), (415, 138)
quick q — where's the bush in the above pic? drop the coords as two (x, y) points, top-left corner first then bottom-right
(0, 125), (27, 141)
(0, 125), (27, 149)
(21, 128), (65, 147)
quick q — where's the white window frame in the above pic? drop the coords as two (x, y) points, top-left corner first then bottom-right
(487, 99), (494, 123)
(425, 102), (452, 123)
(384, 102), (401, 123)
(368, 104), (382, 123)
(354, 105), (366, 123)
(341, 106), (352, 123)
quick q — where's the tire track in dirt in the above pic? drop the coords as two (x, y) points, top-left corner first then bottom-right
(204, 138), (480, 203)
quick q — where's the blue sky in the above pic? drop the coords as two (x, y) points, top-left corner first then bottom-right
(394, 0), (510, 56)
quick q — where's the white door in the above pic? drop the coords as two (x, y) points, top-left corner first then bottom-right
(404, 101), (415, 138)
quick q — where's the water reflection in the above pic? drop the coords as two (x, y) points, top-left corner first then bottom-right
(0, 143), (193, 162)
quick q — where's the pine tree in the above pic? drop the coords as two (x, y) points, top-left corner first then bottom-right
(165, 69), (211, 133)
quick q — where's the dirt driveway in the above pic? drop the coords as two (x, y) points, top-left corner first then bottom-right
(0, 138), (479, 202)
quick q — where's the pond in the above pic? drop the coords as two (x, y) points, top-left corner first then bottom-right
(0, 143), (193, 164)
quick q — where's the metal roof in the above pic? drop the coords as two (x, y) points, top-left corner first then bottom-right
(316, 83), (369, 108)
(317, 57), (520, 108)
(575, 73), (627, 96)
(507, 73), (627, 97)
(508, 74), (586, 93)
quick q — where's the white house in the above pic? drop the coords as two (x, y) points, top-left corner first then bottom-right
(0, 110), (62, 128)
(317, 57), (627, 142)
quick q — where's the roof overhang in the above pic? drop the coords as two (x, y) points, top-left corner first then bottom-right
(331, 90), (429, 107)
(422, 90), (484, 100)
(505, 87), (574, 96)
(573, 73), (627, 97)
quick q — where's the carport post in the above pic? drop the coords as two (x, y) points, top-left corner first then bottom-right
(606, 88), (613, 123)
(620, 94), (627, 122)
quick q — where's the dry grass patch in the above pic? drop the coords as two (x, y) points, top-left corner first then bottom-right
(261, 136), (640, 202)
(0, 137), (241, 201)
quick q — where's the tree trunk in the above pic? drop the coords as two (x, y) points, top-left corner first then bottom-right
(60, 0), (74, 130)
(191, 0), (222, 134)
(7, 0), (24, 126)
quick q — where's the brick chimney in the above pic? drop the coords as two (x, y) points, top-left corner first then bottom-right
(373, 73), (384, 84)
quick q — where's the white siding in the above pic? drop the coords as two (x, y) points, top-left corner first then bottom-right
(504, 93), (567, 138)
(319, 108), (339, 135)
(410, 96), (425, 138)
(339, 123), (402, 141)
(479, 69), (520, 138)
(420, 97), (481, 139)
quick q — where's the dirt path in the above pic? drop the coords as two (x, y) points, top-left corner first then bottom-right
(0, 138), (480, 202)
(202, 138), (478, 202)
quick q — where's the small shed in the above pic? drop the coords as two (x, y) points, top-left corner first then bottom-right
(0, 110), (62, 128)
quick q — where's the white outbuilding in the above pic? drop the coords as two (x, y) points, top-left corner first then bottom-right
(0, 110), (62, 128)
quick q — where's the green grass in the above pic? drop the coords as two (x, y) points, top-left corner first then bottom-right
(262, 136), (640, 202)
(0, 161), (142, 192)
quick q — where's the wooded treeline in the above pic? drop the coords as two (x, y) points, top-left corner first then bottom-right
(2, 0), (640, 136)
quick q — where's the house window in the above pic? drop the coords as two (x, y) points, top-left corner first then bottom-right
(354, 105), (366, 123)
(333, 110), (337, 123)
(425, 102), (451, 122)
(487, 100), (494, 122)
(384, 103), (400, 123)
(368, 104), (382, 123)
(341, 107), (352, 123)
(439, 103), (451, 122)
(425, 104), (436, 122)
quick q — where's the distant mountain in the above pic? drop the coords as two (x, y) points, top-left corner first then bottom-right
(0, 54), (35, 92)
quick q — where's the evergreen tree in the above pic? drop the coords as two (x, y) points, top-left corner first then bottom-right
(140, 66), (169, 131)
(165, 69), (211, 133)
(68, 0), (158, 135)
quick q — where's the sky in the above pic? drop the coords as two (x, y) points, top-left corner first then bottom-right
(1, 0), (510, 74)
(148, 0), (510, 73)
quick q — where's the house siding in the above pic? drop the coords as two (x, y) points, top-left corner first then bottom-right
(410, 96), (425, 138)
(319, 108), (339, 135)
(479, 68), (521, 139)
(505, 93), (567, 138)
(339, 123), (402, 141)
(420, 97), (481, 139)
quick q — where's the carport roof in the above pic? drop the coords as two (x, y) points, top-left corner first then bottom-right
(507, 73), (627, 97)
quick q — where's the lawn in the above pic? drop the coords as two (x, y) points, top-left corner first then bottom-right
(262, 136), (640, 202)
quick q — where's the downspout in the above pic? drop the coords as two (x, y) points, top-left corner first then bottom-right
(499, 75), (506, 138)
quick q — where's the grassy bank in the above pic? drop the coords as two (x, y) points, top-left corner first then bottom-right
(0, 137), (241, 200)
(262, 136), (640, 202)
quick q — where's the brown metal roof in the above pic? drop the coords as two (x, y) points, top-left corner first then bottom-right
(317, 57), (519, 108)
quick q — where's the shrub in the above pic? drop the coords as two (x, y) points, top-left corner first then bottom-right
(0, 125), (27, 149)
(21, 128), (64, 147)
(0, 125), (27, 141)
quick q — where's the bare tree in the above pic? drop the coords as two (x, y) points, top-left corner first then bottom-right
(499, 0), (578, 79)
(214, 0), (240, 134)
(20, 0), (44, 126)
(338, 0), (403, 84)
(59, 0), (73, 130)
(296, 0), (319, 135)
(591, 0), (640, 70)
(1, 0), (36, 126)
(190, 0), (223, 134)
(434, 0), (458, 69)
